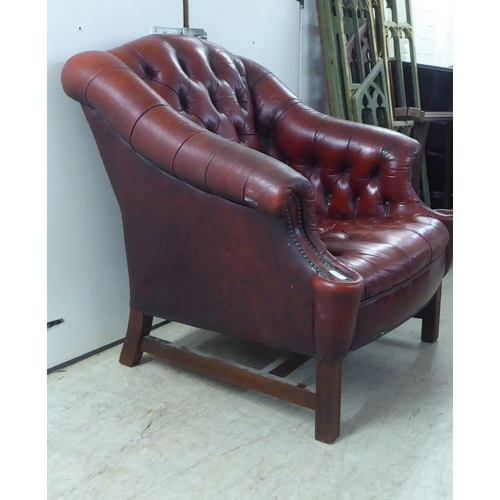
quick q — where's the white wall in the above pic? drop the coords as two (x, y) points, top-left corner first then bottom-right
(412, 0), (453, 67)
(189, 0), (301, 96)
(47, 0), (183, 369)
(300, 0), (330, 114)
(47, 0), (303, 369)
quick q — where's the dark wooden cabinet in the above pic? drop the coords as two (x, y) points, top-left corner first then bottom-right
(403, 62), (453, 208)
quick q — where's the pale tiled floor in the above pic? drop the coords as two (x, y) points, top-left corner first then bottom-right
(47, 271), (452, 500)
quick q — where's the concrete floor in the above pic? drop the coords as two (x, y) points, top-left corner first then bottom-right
(47, 271), (452, 500)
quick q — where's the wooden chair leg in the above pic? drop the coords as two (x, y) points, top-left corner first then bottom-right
(315, 359), (342, 444)
(420, 284), (442, 343)
(119, 309), (153, 367)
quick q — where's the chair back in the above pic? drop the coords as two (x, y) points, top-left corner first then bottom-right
(109, 35), (264, 151)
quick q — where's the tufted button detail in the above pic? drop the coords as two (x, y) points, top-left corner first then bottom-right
(178, 94), (189, 112)
(112, 36), (263, 148)
(143, 64), (158, 79)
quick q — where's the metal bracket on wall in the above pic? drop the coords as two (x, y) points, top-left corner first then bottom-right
(151, 26), (207, 39)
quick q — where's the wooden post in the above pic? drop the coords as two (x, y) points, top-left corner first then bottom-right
(183, 0), (190, 29)
(119, 309), (153, 367)
(420, 284), (442, 343)
(315, 359), (342, 444)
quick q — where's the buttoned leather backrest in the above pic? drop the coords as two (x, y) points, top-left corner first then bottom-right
(109, 35), (264, 152)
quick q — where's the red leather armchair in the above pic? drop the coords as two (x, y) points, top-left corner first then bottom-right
(61, 34), (452, 444)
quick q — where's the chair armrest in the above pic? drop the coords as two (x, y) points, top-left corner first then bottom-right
(243, 58), (452, 270)
(273, 103), (426, 218)
(270, 102), (453, 270)
(243, 57), (431, 218)
(279, 104), (453, 270)
(61, 50), (315, 220)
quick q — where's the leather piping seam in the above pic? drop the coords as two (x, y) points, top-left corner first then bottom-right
(246, 69), (273, 91)
(349, 316), (412, 351)
(349, 255), (446, 350)
(129, 103), (169, 147)
(84, 66), (135, 108)
(170, 130), (205, 179)
(358, 251), (445, 308)
(271, 100), (303, 133)
(203, 142), (239, 195)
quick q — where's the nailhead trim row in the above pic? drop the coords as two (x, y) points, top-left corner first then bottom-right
(285, 206), (328, 279)
(291, 195), (351, 282)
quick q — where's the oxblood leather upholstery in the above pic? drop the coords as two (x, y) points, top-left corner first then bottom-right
(61, 34), (452, 366)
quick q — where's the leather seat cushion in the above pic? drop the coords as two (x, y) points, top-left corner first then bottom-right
(316, 215), (449, 300)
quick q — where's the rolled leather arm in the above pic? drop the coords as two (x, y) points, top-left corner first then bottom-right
(244, 58), (438, 216)
(270, 101), (453, 269)
(61, 50), (315, 219)
(243, 58), (452, 270)
(275, 103), (453, 270)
